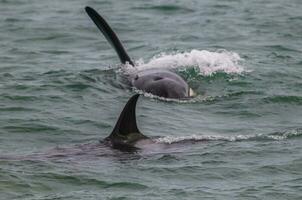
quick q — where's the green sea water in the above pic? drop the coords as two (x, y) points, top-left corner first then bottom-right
(1, 0), (302, 199)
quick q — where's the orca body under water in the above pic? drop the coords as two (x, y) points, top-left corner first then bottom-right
(85, 7), (193, 99)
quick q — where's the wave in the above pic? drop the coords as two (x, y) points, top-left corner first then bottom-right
(154, 129), (302, 144)
(123, 49), (246, 76)
(133, 5), (194, 13)
(263, 95), (302, 105)
(133, 88), (216, 103)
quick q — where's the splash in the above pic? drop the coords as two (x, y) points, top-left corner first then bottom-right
(133, 88), (213, 103)
(154, 129), (302, 144)
(123, 49), (245, 76)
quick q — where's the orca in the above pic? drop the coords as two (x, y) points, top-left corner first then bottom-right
(85, 6), (194, 99)
(103, 94), (152, 151)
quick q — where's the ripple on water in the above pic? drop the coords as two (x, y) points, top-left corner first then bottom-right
(263, 95), (302, 105)
(155, 129), (302, 144)
(132, 5), (195, 14)
(0, 106), (37, 112)
(2, 94), (39, 101)
(3, 123), (59, 133)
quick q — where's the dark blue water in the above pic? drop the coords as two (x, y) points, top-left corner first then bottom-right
(1, 0), (302, 199)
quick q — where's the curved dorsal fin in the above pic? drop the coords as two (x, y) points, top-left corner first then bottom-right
(107, 94), (147, 145)
(85, 6), (134, 66)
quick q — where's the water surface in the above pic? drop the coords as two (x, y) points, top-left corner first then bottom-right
(1, 0), (302, 199)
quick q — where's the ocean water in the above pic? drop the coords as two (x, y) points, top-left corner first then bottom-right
(1, 0), (302, 199)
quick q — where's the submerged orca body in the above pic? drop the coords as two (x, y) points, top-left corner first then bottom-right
(85, 6), (191, 99)
(103, 94), (151, 150)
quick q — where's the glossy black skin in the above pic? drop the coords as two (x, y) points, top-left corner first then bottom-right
(130, 69), (189, 99)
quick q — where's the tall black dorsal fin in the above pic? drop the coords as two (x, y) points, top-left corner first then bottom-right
(85, 6), (134, 66)
(107, 94), (148, 144)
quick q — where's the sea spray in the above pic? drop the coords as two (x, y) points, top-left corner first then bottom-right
(154, 129), (302, 144)
(122, 49), (246, 76)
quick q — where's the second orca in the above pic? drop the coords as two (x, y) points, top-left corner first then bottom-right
(85, 7), (195, 99)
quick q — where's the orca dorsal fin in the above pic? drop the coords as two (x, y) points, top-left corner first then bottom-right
(85, 6), (134, 66)
(107, 94), (148, 145)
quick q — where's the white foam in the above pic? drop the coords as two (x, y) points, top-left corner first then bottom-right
(154, 129), (302, 144)
(123, 49), (245, 76)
